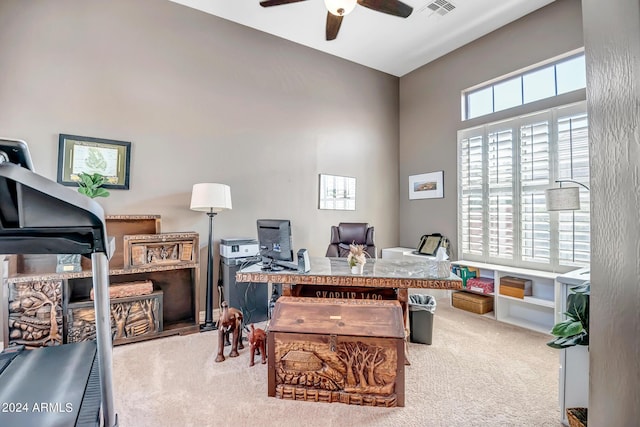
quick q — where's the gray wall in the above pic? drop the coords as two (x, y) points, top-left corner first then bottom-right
(583, 0), (640, 424)
(0, 0), (399, 321)
(398, 0), (584, 255)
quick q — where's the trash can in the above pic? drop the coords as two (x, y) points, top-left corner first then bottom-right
(409, 294), (437, 345)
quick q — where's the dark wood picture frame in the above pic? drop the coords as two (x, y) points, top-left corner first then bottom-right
(57, 134), (131, 189)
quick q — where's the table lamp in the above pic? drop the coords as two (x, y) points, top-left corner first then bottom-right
(190, 183), (232, 331)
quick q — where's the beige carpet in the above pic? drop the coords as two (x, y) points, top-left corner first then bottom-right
(113, 298), (562, 427)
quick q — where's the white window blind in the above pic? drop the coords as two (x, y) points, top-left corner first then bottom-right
(520, 118), (550, 264)
(458, 102), (590, 271)
(487, 128), (514, 259)
(557, 109), (590, 266)
(459, 134), (484, 255)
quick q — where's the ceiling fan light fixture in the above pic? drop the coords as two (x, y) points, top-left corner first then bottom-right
(324, 0), (357, 16)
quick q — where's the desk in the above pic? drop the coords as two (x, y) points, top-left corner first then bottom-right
(236, 257), (462, 328)
(238, 257), (461, 400)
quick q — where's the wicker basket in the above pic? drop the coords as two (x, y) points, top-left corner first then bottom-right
(567, 407), (588, 427)
(451, 291), (494, 314)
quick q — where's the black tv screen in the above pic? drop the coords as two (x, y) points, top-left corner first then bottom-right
(256, 219), (293, 262)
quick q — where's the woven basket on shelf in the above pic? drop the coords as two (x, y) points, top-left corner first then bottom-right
(567, 407), (588, 427)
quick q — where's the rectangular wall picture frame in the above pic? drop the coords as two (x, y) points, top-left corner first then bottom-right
(409, 171), (444, 200)
(319, 174), (356, 210)
(57, 134), (131, 189)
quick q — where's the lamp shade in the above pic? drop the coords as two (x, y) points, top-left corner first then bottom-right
(324, 0), (357, 16)
(190, 183), (232, 213)
(545, 187), (580, 211)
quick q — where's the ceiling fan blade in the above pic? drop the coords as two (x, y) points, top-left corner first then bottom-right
(357, 0), (413, 18)
(326, 12), (344, 41)
(260, 0), (308, 7)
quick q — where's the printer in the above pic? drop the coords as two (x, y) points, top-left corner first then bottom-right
(220, 238), (259, 259)
(220, 238), (266, 323)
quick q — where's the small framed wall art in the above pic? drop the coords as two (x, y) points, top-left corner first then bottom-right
(409, 170), (444, 200)
(319, 174), (356, 210)
(57, 134), (131, 189)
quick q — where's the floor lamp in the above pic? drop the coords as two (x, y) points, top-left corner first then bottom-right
(190, 183), (232, 332)
(545, 179), (590, 211)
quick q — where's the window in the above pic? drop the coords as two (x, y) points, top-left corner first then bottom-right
(458, 102), (589, 271)
(463, 53), (586, 120)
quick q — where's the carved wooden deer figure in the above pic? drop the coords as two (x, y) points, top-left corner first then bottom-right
(215, 301), (243, 363)
(247, 324), (267, 367)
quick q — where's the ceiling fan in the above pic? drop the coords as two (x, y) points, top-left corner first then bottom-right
(259, 0), (414, 41)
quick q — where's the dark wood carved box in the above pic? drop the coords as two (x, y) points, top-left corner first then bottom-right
(5, 279), (63, 348)
(123, 233), (198, 269)
(268, 297), (405, 407)
(66, 290), (163, 345)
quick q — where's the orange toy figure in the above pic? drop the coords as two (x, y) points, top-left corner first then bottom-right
(215, 301), (244, 363)
(247, 324), (267, 367)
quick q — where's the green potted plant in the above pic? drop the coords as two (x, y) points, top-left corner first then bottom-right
(57, 172), (109, 272)
(77, 172), (110, 198)
(548, 281), (589, 427)
(547, 282), (589, 349)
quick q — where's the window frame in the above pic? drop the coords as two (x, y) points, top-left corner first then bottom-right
(457, 101), (589, 273)
(462, 50), (586, 121)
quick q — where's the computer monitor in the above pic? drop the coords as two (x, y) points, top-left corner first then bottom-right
(0, 138), (34, 170)
(257, 219), (293, 269)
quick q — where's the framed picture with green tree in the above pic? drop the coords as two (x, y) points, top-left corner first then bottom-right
(57, 134), (131, 189)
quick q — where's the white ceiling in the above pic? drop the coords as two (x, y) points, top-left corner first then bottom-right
(169, 0), (556, 77)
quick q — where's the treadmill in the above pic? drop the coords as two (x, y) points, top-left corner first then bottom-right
(0, 138), (117, 427)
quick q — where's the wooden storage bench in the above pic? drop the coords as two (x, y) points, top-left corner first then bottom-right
(452, 291), (494, 314)
(268, 297), (405, 407)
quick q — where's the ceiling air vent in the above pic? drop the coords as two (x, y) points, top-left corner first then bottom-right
(423, 0), (456, 16)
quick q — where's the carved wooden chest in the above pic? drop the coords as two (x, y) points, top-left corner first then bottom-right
(268, 297), (405, 407)
(66, 290), (163, 345)
(123, 232), (198, 268)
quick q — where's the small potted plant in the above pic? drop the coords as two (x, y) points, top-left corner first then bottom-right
(347, 243), (367, 274)
(77, 172), (110, 198)
(57, 172), (109, 272)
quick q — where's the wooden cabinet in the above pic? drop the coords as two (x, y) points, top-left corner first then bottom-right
(2, 215), (200, 348)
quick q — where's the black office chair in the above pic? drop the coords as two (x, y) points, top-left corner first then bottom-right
(325, 222), (376, 258)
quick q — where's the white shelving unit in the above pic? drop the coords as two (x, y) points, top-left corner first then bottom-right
(380, 249), (568, 333)
(450, 260), (560, 334)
